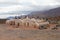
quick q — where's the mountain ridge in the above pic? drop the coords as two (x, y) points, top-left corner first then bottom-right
(27, 7), (60, 18)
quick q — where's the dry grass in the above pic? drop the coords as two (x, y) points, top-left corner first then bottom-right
(0, 24), (60, 40)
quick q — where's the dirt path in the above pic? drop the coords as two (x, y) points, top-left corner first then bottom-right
(0, 24), (60, 40)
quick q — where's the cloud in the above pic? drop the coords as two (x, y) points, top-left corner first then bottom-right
(16, 0), (60, 6)
(0, 0), (60, 13)
(0, 0), (60, 5)
(0, 0), (60, 18)
(0, 0), (17, 2)
(0, 5), (34, 13)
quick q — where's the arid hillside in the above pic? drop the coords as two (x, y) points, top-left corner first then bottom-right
(27, 7), (60, 18)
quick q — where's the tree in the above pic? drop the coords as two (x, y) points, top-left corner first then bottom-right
(37, 16), (39, 19)
(15, 16), (17, 19)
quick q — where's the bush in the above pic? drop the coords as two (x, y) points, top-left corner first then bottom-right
(38, 25), (49, 29)
(58, 21), (60, 25)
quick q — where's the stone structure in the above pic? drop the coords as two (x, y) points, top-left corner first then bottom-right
(6, 17), (49, 29)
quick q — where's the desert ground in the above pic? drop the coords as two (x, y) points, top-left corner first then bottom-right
(0, 24), (60, 40)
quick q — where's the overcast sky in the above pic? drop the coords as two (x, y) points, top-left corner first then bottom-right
(0, 0), (60, 13)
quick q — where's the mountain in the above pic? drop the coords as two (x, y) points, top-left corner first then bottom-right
(27, 7), (60, 18)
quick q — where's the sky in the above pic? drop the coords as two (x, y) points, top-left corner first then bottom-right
(0, 0), (60, 18)
(0, 0), (60, 13)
